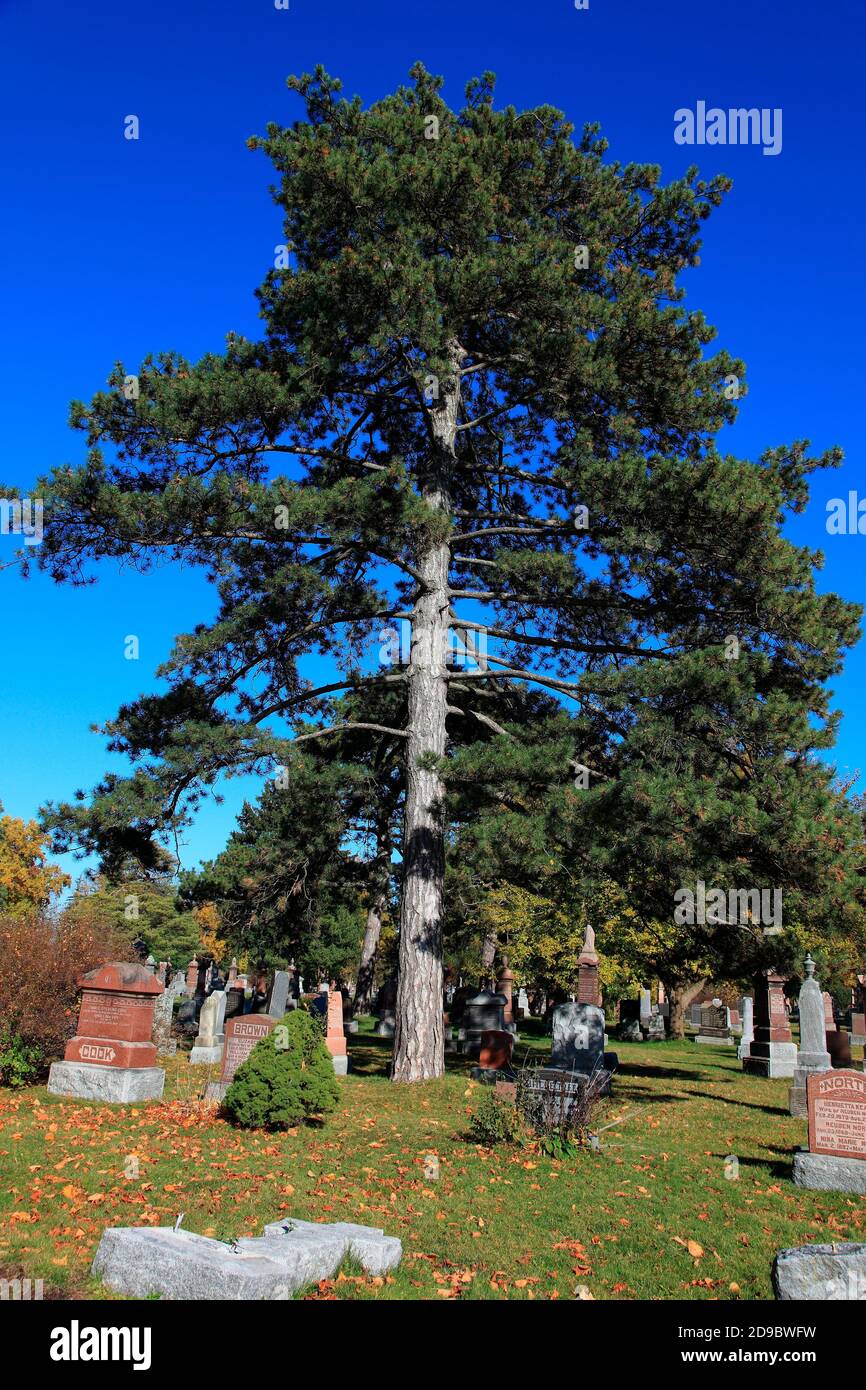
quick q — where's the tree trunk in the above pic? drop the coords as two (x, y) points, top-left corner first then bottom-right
(392, 344), (461, 1082)
(481, 932), (497, 987)
(354, 851), (389, 1015)
(667, 978), (707, 1039)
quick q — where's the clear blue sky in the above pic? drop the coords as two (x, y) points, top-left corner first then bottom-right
(1, 0), (864, 885)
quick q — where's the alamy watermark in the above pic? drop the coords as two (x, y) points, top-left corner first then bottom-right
(674, 880), (782, 931)
(0, 497), (43, 545)
(674, 102), (782, 156)
(378, 620), (487, 672)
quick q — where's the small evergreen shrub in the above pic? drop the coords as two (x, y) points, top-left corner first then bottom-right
(469, 1089), (525, 1146)
(0, 1031), (44, 1087)
(223, 1010), (340, 1129)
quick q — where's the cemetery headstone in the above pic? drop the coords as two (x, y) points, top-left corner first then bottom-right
(792, 1071), (866, 1195)
(496, 959), (516, 1029)
(48, 962), (165, 1103)
(737, 996), (755, 1061)
(823, 992), (835, 1032)
(517, 986), (530, 1019)
(471, 1029), (515, 1082)
(151, 987), (177, 1058)
(459, 990), (507, 1057)
(539, 926), (618, 1094)
(375, 977), (397, 1036)
(185, 957), (199, 995)
(577, 926), (601, 1007)
(190, 989), (228, 1065)
(695, 1002), (734, 1046)
(789, 954), (832, 1117)
(325, 988), (348, 1076)
(851, 1012), (866, 1048)
(205, 1014), (277, 1102)
(827, 1030), (853, 1069)
(267, 970), (291, 1020)
(639, 988), (652, 1028)
(743, 969), (797, 1078)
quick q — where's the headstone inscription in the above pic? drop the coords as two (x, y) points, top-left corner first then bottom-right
(695, 1003), (733, 1046)
(204, 1014), (277, 1102)
(48, 962), (165, 1103)
(792, 1071), (866, 1196)
(789, 954), (832, 1117)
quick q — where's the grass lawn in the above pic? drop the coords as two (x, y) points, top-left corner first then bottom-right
(1, 1024), (864, 1301)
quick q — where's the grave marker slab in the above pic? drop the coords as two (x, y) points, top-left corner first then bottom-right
(48, 962), (165, 1103)
(792, 1070), (866, 1195)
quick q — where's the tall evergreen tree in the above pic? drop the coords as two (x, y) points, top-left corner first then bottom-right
(29, 66), (860, 1079)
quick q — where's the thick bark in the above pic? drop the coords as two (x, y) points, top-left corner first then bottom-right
(392, 345), (461, 1081)
(354, 851), (389, 1015)
(667, 978), (707, 1039)
(481, 932), (497, 986)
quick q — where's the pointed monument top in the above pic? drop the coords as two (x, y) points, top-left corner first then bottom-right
(577, 923), (598, 966)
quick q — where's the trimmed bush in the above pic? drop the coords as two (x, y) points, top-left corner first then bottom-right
(223, 1010), (340, 1129)
(469, 1089), (526, 1146)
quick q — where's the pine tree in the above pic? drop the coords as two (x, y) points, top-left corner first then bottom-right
(30, 66), (861, 1079)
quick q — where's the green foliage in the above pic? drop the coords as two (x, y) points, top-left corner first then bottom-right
(223, 1010), (340, 1129)
(0, 1030), (44, 1087)
(468, 1089), (526, 1146)
(23, 64), (864, 1056)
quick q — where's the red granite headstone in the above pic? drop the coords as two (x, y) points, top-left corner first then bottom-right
(64, 962), (163, 1069)
(577, 925), (601, 1007)
(478, 1029), (514, 1071)
(219, 1015), (277, 1084)
(823, 992), (835, 1030)
(806, 1070), (866, 1160)
(325, 989), (347, 1060)
(496, 962), (515, 1025)
(826, 1030), (853, 1069)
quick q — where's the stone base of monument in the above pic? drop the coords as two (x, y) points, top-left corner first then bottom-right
(189, 1042), (224, 1065)
(694, 1032), (734, 1046)
(792, 1149), (866, 1195)
(789, 1060), (831, 1118)
(773, 1242), (866, 1299)
(48, 1060), (165, 1103)
(92, 1217), (401, 1300)
(736, 1039), (751, 1061)
(743, 1042), (797, 1078)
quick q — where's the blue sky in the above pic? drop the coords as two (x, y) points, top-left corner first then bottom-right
(1, 0), (864, 885)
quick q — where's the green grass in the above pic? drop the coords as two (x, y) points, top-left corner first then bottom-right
(1, 1027), (864, 1301)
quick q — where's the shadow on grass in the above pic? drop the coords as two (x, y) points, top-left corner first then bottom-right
(615, 1064), (711, 1083)
(714, 1152), (794, 1179)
